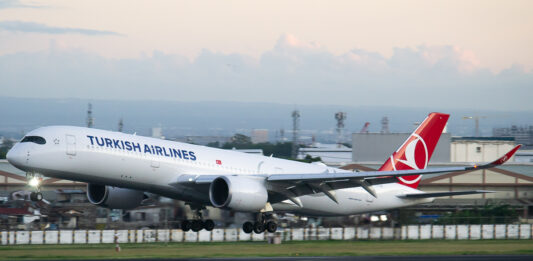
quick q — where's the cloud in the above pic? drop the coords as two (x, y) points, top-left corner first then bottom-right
(0, 34), (530, 111)
(0, 0), (45, 9)
(0, 21), (121, 36)
(389, 45), (481, 74)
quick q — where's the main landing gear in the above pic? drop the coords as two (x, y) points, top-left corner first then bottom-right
(26, 172), (43, 202)
(181, 207), (215, 232)
(30, 191), (43, 202)
(242, 213), (278, 234)
(181, 219), (215, 232)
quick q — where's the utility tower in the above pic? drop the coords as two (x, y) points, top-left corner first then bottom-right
(380, 116), (390, 134)
(118, 118), (124, 132)
(86, 103), (94, 128)
(335, 112), (347, 148)
(291, 110), (300, 158)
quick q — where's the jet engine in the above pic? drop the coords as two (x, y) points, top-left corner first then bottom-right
(87, 184), (144, 210)
(209, 176), (268, 212)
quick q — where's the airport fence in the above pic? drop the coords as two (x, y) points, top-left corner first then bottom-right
(1, 224), (532, 245)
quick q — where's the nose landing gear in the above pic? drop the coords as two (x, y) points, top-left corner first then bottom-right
(29, 191), (43, 201)
(26, 172), (43, 202)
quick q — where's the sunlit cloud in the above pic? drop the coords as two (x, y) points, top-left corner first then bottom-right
(0, 0), (46, 9)
(0, 21), (122, 36)
(0, 34), (530, 110)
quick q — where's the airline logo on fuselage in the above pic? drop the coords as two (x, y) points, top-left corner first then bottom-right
(86, 135), (197, 161)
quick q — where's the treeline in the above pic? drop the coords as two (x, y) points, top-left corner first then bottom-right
(0, 140), (14, 159)
(207, 134), (321, 162)
(436, 204), (519, 224)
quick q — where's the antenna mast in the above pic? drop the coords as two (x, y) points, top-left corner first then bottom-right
(118, 118), (124, 132)
(291, 110), (300, 158)
(87, 103), (94, 128)
(335, 112), (347, 148)
(381, 116), (390, 134)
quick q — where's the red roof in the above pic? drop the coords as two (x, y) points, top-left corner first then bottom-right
(0, 208), (32, 215)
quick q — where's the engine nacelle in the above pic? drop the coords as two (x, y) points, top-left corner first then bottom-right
(87, 184), (144, 210)
(209, 176), (268, 212)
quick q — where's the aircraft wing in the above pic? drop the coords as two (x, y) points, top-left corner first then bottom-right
(262, 145), (520, 204)
(267, 145), (520, 183)
(171, 145), (520, 205)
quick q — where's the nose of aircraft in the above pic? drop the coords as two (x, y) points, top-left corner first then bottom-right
(6, 146), (24, 167)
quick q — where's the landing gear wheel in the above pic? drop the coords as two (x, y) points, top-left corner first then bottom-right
(30, 192), (43, 202)
(242, 221), (253, 234)
(181, 220), (191, 232)
(266, 221), (278, 233)
(203, 219), (215, 231)
(191, 220), (203, 232)
(253, 221), (265, 234)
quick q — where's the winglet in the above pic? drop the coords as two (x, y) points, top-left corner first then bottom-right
(489, 144), (521, 166)
(470, 144), (521, 170)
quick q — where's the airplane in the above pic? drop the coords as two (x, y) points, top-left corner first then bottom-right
(6, 112), (520, 234)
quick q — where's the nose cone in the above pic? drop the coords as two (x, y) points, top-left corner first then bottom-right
(6, 146), (24, 168)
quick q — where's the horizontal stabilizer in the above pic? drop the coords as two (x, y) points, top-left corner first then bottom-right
(397, 190), (494, 199)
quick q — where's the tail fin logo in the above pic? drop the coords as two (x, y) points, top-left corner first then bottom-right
(379, 112), (449, 188)
(394, 134), (428, 170)
(393, 134), (428, 185)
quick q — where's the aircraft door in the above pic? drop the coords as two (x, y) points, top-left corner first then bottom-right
(66, 134), (76, 156)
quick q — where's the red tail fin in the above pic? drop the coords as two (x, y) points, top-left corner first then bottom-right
(378, 112), (450, 188)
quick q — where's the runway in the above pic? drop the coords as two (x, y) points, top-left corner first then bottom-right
(68, 255), (533, 261)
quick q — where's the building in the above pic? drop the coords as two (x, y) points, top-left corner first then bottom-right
(493, 125), (533, 149)
(151, 127), (163, 139)
(233, 148), (264, 155)
(251, 129), (269, 144)
(451, 137), (516, 162)
(297, 143), (352, 164)
(174, 136), (232, 146)
(515, 150), (533, 163)
(352, 133), (451, 163)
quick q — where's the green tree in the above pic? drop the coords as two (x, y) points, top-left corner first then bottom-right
(206, 141), (220, 148)
(436, 203), (519, 224)
(222, 134), (252, 149)
(220, 134), (296, 159)
(0, 139), (14, 159)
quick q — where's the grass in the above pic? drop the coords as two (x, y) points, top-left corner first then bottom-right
(0, 240), (531, 260)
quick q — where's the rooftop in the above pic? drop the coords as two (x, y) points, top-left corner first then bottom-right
(451, 136), (515, 142)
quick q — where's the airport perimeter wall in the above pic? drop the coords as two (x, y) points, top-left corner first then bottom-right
(1, 224), (532, 245)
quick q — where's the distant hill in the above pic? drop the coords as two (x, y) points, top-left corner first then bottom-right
(0, 96), (531, 141)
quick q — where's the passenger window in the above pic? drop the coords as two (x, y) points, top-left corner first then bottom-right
(20, 136), (46, 145)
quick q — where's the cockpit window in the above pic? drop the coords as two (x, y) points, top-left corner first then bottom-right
(20, 136), (46, 145)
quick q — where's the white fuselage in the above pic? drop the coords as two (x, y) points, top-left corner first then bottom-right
(7, 126), (431, 216)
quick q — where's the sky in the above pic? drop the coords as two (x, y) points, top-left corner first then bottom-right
(0, 0), (532, 110)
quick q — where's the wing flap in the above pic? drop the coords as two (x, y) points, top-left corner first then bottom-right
(397, 190), (494, 199)
(267, 166), (467, 183)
